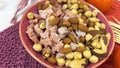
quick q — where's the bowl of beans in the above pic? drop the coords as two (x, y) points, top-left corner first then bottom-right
(19, 0), (115, 68)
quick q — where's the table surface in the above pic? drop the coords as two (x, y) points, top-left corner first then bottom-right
(0, 0), (20, 31)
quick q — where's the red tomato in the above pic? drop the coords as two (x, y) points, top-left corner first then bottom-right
(86, 0), (114, 13)
(113, 48), (120, 68)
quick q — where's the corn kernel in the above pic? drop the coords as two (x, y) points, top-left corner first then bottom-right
(92, 10), (98, 17)
(27, 12), (34, 20)
(79, 18), (84, 24)
(33, 43), (42, 52)
(71, 9), (78, 14)
(39, 22), (46, 29)
(101, 23), (106, 29)
(57, 58), (65, 66)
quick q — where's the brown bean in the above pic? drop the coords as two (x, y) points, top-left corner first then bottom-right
(63, 21), (71, 27)
(76, 46), (86, 52)
(69, 17), (79, 24)
(68, 26), (74, 31)
(78, 24), (88, 32)
(63, 37), (72, 44)
(68, 33), (77, 43)
(59, 48), (72, 54)
(47, 56), (57, 64)
(81, 15), (87, 20)
(88, 22), (95, 27)
(72, 24), (78, 30)
(38, 4), (43, 10)
(49, 17), (60, 26)
(80, 36), (85, 43)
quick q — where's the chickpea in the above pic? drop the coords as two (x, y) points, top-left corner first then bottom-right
(69, 60), (82, 68)
(71, 9), (78, 14)
(94, 25), (100, 30)
(39, 22), (46, 29)
(89, 17), (100, 22)
(71, 0), (78, 3)
(85, 34), (93, 41)
(89, 55), (99, 63)
(62, 4), (68, 10)
(49, 15), (55, 21)
(79, 18), (84, 24)
(101, 23), (106, 29)
(83, 50), (91, 58)
(58, 0), (62, 3)
(42, 50), (50, 58)
(64, 44), (70, 48)
(78, 42), (84, 47)
(66, 52), (74, 59)
(65, 60), (71, 66)
(56, 58), (65, 66)
(70, 3), (79, 9)
(83, 5), (90, 11)
(88, 27), (95, 31)
(33, 43), (42, 52)
(74, 52), (82, 59)
(92, 10), (98, 17)
(84, 11), (92, 17)
(27, 12), (34, 20)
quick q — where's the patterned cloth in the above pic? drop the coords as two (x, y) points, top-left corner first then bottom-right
(0, 0), (120, 68)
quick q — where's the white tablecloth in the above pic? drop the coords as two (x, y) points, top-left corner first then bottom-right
(0, 0), (20, 31)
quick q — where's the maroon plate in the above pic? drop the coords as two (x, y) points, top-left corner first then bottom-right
(19, 0), (115, 68)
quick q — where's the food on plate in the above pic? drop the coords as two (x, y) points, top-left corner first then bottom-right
(26, 0), (111, 67)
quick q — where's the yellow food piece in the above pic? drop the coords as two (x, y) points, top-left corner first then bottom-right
(33, 43), (42, 52)
(42, 50), (51, 58)
(71, 0), (78, 3)
(27, 12), (34, 20)
(66, 52), (74, 59)
(69, 60), (82, 68)
(65, 60), (71, 66)
(64, 44), (70, 48)
(71, 9), (78, 14)
(74, 52), (82, 59)
(57, 58), (65, 66)
(83, 50), (91, 58)
(89, 55), (99, 63)
(70, 3), (79, 9)
(84, 11), (92, 17)
(62, 4), (68, 10)
(85, 34), (93, 41)
(39, 22), (46, 29)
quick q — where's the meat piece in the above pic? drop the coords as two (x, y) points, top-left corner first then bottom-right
(70, 42), (78, 51)
(56, 53), (65, 58)
(50, 33), (61, 43)
(58, 27), (69, 35)
(34, 24), (43, 36)
(63, 10), (76, 21)
(49, 25), (57, 33)
(40, 29), (50, 38)
(51, 41), (64, 52)
(39, 7), (54, 19)
(29, 18), (38, 24)
(53, 5), (62, 16)
(75, 30), (86, 37)
(40, 38), (52, 47)
(59, 34), (66, 39)
(71, 31), (80, 43)
(26, 24), (39, 43)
